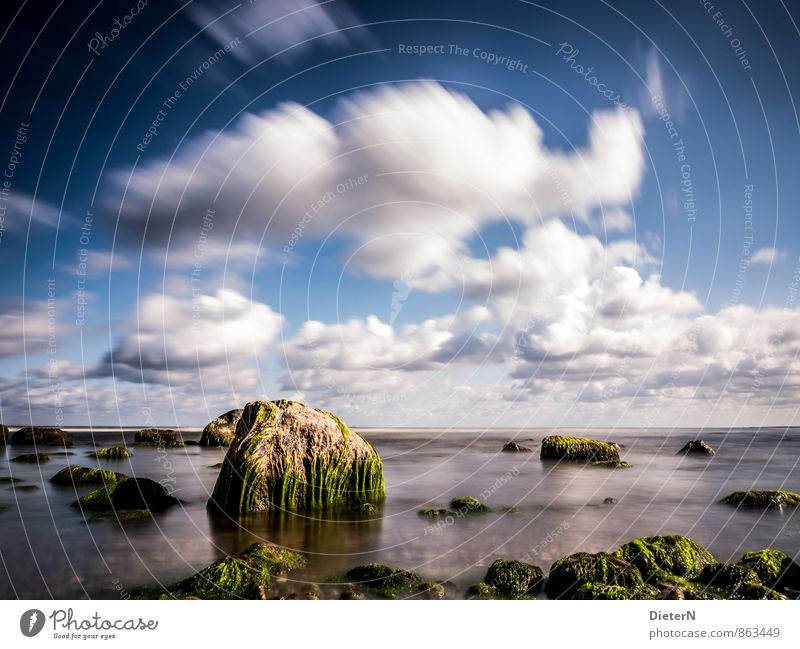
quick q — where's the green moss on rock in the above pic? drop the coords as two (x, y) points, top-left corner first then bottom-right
(738, 549), (800, 592)
(720, 490), (800, 509)
(574, 582), (658, 600)
(10, 453), (51, 463)
(449, 496), (489, 513)
(540, 435), (620, 463)
(50, 466), (127, 486)
(466, 582), (499, 599)
(698, 562), (760, 591)
(74, 477), (179, 511)
(345, 563), (425, 599)
(199, 409), (243, 447)
(730, 582), (787, 600)
(170, 543), (306, 599)
(10, 426), (73, 447)
(208, 401), (385, 513)
(613, 535), (714, 581)
(547, 552), (645, 599)
(418, 508), (455, 518)
(134, 429), (185, 447)
(485, 559), (544, 596)
(89, 447), (133, 459)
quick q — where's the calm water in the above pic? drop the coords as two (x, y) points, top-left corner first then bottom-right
(1, 427), (799, 599)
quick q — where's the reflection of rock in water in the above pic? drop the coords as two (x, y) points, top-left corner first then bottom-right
(206, 506), (386, 581)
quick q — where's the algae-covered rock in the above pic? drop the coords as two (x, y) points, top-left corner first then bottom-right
(418, 508), (455, 518)
(169, 543), (306, 599)
(540, 435), (620, 464)
(50, 466), (127, 486)
(677, 440), (715, 455)
(698, 562), (759, 591)
(502, 441), (532, 453)
(208, 400), (384, 513)
(466, 582), (499, 599)
(134, 429), (184, 447)
(74, 477), (179, 511)
(200, 409), (243, 447)
(345, 563), (425, 599)
(613, 535), (714, 581)
(10, 453), (51, 463)
(355, 502), (377, 515)
(574, 582), (657, 600)
(485, 559), (544, 596)
(449, 496), (489, 513)
(737, 549), (800, 592)
(720, 490), (800, 509)
(10, 427), (73, 447)
(730, 582), (787, 600)
(339, 589), (365, 600)
(546, 552), (645, 599)
(89, 447), (133, 459)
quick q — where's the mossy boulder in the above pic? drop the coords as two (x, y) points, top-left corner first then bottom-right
(89, 447), (133, 459)
(485, 559), (544, 596)
(574, 582), (657, 600)
(546, 552), (645, 599)
(502, 441), (532, 453)
(134, 429), (184, 447)
(540, 435), (620, 464)
(677, 440), (715, 455)
(737, 549), (800, 592)
(208, 400), (385, 513)
(10, 453), (51, 463)
(200, 409), (243, 447)
(74, 477), (179, 511)
(50, 466), (127, 486)
(10, 426), (73, 447)
(720, 490), (800, 509)
(698, 562), (759, 591)
(730, 583), (787, 600)
(344, 563), (425, 599)
(450, 496), (489, 513)
(418, 508), (455, 518)
(169, 543), (306, 599)
(613, 535), (714, 581)
(466, 582), (499, 599)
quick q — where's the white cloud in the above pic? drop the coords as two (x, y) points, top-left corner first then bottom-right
(750, 247), (786, 265)
(0, 192), (75, 231)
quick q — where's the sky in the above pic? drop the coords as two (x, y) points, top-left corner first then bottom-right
(1, 0), (799, 429)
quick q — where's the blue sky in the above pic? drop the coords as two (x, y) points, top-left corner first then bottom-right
(1, 0), (799, 428)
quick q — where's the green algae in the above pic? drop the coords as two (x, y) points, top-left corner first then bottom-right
(345, 563), (425, 599)
(134, 429), (185, 447)
(613, 535), (714, 581)
(50, 466), (127, 486)
(485, 559), (544, 596)
(546, 552), (645, 599)
(540, 435), (620, 463)
(89, 447), (133, 459)
(74, 477), (178, 511)
(449, 496), (489, 513)
(720, 490), (800, 508)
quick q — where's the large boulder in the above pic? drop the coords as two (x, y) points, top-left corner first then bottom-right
(720, 490), (800, 509)
(51, 466), (127, 487)
(89, 446), (133, 459)
(200, 409), (243, 447)
(546, 552), (646, 599)
(737, 549), (800, 593)
(10, 426), (73, 447)
(208, 400), (385, 513)
(484, 559), (544, 596)
(613, 535), (714, 581)
(540, 435), (620, 464)
(134, 429), (184, 447)
(344, 563), (427, 599)
(73, 477), (179, 511)
(677, 440), (715, 455)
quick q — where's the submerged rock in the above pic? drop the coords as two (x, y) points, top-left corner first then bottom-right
(485, 559), (544, 596)
(169, 543), (306, 599)
(74, 477), (179, 511)
(547, 552), (645, 599)
(10, 427), (73, 447)
(344, 563), (426, 599)
(0, 477), (21, 484)
(208, 400), (385, 513)
(737, 549), (800, 593)
(677, 439), (715, 455)
(502, 441), (532, 453)
(614, 535), (714, 581)
(603, 497), (618, 504)
(200, 409), (243, 447)
(89, 446), (133, 459)
(50, 466), (127, 486)
(466, 582), (499, 599)
(10, 453), (51, 463)
(134, 429), (184, 447)
(540, 435), (620, 464)
(418, 508), (455, 518)
(0, 424), (8, 446)
(720, 490), (800, 509)
(449, 496), (489, 513)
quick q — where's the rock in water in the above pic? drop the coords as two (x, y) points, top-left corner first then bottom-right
(208, 400), (385, 513)
(10, 426), (73, 447)
(134, 429), (184, 447)
(540, 435), (620, 463)
(720, 490), (800, 509)
(50, 466), (127, 486)
(200, 409), (243, 447)
(677, 440), (716, 455)
(501, 441), (532, 453)
(0, 424), (8, 446)
(74, 477), (179, 511)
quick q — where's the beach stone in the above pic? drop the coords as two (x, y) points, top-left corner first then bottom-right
(200, 409), (243, 447)
(10, 427), (73, 447)
(502, 441), (532, 453)
(134, 429), (184, 447)
(50, 466), (127, 486)
(546, 552), (645, 599)
(73, 477), (179, 511)
(677, 440), (716, 455)
(485, 559), (544, 596)
(208, 400), (384, 513)
(540, 435), (620, 463)
(720, 490), (800, 509)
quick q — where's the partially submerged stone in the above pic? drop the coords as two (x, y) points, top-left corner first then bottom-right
(449, 496), (489, 513)
(74, 477), (179, 511)
(466, 582), (499, 599)
(134, 429), (184, 447)
(169, 543), (306, 599)
(485, 559), (544, 596)
(344, 563), (426, 599)
(502, 441), (532, 453)
(737, 549), (800, 593)
(10, 453), (51, 463)
(208, 400), (385, 513)
(614, 535), (714, 584)
(677, 440), (716, 455)
(546, 552), (645, 599)
(10, 427), (73, 447)
(720, 490), (800, 509)
(200, 409), (243, 447)
(574, 582), (657, 600)
(0, 424), (8, 446)
(698, 562), (759, 591)
(50, 466), (127, 487)
(540, 435), (620, 464)
(418, 508), (454, 518)
(89, 447), (133, 459)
